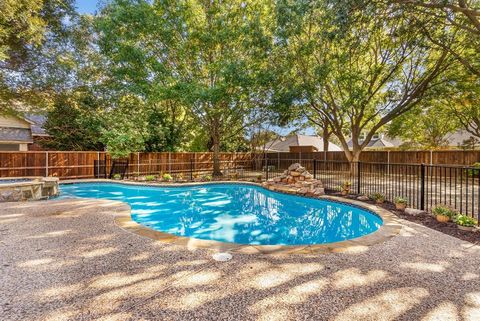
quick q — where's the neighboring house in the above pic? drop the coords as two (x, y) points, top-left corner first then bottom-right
(0, 114), (49, 151)
(262, 134), (342, 152)
(347, 133), (398, 150)
(348, 131), (477, 150)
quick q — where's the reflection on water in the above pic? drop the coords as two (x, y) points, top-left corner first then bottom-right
(60, 183), (382, 245)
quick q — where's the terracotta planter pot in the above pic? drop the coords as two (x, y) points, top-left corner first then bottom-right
(457, 225), (476, 232)
(436, 215), (450, 223)
(395, 203), (406, 211)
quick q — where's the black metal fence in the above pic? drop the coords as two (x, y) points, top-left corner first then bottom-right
(91, 155), (480, 221)
(261, 158), (479, 220)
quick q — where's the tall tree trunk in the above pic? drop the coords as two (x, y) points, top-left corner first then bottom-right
(212, 132), (223, 177)
(323, 130), (330, 153)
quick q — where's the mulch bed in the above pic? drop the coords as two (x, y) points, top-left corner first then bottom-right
(330, 192), (480, 245)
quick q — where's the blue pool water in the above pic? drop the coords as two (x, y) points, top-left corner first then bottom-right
(60, 183), (382, 245)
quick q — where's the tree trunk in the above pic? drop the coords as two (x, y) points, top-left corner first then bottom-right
(349, 148), (361, 178)
(212, 134), (223, 177)
(323, 130), (330, 153)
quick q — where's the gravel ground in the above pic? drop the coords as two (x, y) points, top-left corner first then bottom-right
(1, 198), (479, 321)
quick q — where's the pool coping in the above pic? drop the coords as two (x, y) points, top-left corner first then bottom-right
(60, 179), (403, 255)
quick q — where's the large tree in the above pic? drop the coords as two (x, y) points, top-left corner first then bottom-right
(273, 0), (451, 162)
(388, 103), (460, 149)
(0, 0), (76, 112)
(392, 0), (480, 76)
(96, 0), (273, 175)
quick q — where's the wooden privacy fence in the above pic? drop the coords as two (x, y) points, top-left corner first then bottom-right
(1, 150), (480, 180)
(0, 151), (255, 179)
(264, 150), (480, 165)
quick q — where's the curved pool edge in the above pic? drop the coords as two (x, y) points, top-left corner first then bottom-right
(60, 179), (403, 255)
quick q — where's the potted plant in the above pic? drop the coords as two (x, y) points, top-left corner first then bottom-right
(432, 205), (456, 223)
(341, 181), (352, 195)
(112, 173), (122, 180)
(145, 175), (156, 182)
(162, 173), (173, 182)
(394, 197), (407, 211)
(454, 215), (478, 232)
(370, 193), (385, 204)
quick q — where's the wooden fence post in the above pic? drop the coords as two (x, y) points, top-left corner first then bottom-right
(137, 152), (140, 175)
(45, 151), (49, 177)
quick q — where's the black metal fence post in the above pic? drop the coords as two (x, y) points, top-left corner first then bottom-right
(265, 158), (269, 180)
(420, 163), (426, 210)
(357, 162), (361, 194)
(313, 159), (317, 179)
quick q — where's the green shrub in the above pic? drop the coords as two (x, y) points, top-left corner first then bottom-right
(467, 163), (480, 177)
(394, 197), (407, 205)
(454, 215), (478, 227)
(370, 193), (385, 202)
(113, 173), (122, 180)
(162, 173), (173, 181)
(202, 174), (212, 181)
(342, 181), (352, 188)
(145, 175), (156, 181)
(256, 174), (263, 180)
(432, 205), (456, 218)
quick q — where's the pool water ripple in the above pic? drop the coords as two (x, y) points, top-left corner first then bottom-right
(60, 183), (383, 245)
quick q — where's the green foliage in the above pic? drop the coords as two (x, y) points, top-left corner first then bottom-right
(95, 0), (273, 173)
(43, 92), (104, 150)
(162, 173), (173, 181)
(272, 0), (450, 161)
(202, 174), (212, 182)
(370, 193), (385, 203)
(394, 197), (407, 205)
(432, 205), (457, 218)
(388, 103), (460, 150)
(112, 173), (122, 180)
(145, 175), (156, 182)
(101, 99), (147, 159)
(0, 0), (76, 111)
(454, 215), (478, 227)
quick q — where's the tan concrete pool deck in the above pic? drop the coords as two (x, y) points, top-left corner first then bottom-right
(1, 198), (480, 321)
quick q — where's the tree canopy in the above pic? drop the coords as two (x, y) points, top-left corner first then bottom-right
(3, 0), (480, 167)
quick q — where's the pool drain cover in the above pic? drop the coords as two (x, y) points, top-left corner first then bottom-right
(212, 252), (232, 262)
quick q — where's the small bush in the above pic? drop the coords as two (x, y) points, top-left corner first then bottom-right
(467, 163), (480, 177)
(256, 174), (263, 180)
(342, 181), (352, 188)
(145, 175), (156, 181)
(454, 215), (478, 227)
(394, 197), (407, 205)
(113, 173), (122, 180)
(162, 173), (173, 181)
(370, 193), (385, 202)
(202, 174), (212, 181)
(432, 205), (456, 218)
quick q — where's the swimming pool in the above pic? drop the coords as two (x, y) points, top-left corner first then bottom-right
(60, 182), (383, 245)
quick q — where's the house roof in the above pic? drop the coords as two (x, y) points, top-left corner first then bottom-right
(263, 134), (342, 152)
(24, 114), (48, 136)
(347, 137), (395, 149)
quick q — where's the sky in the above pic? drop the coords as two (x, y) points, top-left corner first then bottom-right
(75, 0), (99, 14)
